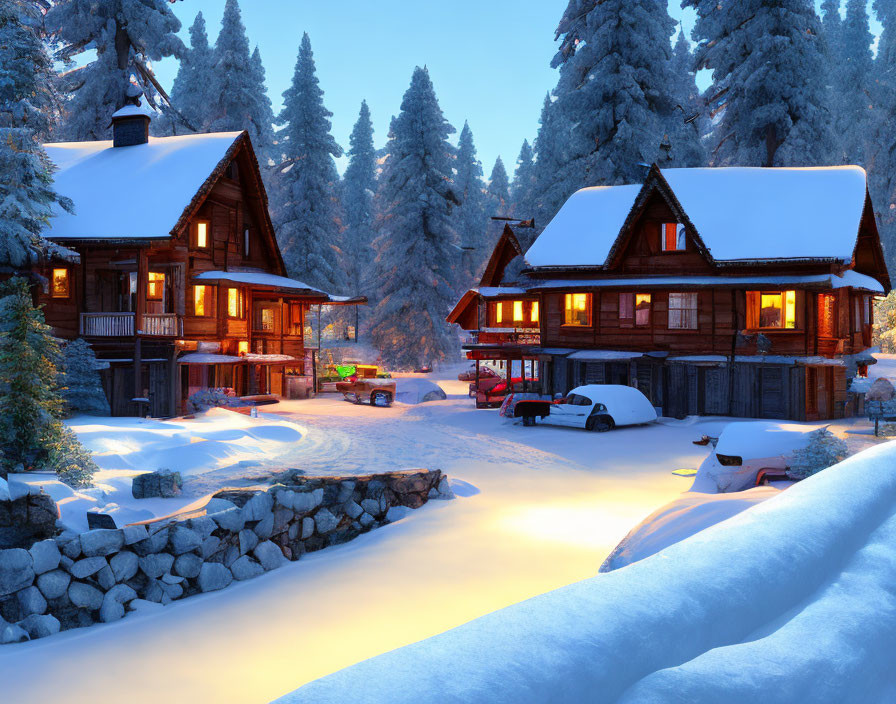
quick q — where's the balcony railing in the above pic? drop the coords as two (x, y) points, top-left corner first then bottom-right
(80, 313), (181, 337)
(473, 327), (541, 346)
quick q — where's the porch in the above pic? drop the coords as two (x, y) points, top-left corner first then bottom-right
(80, 312), (183, 337)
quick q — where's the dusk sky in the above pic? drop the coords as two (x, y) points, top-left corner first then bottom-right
(154, 1), (878, 177)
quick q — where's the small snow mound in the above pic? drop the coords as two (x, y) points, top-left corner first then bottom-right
(395, 378), (447, 405)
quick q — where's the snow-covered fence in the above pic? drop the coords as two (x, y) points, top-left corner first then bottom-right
(0, 470), (453, 644)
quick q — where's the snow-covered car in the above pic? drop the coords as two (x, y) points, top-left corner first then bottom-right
(540, 384), (657, 431)
(693, 421), (816, 493)
(335, 378), (396, 407)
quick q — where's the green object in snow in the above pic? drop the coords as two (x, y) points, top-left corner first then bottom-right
(335, 364), (357, 379)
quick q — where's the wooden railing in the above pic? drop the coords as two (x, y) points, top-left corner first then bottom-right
(141, 314), (181, 337)
(80, 313), (181, 337)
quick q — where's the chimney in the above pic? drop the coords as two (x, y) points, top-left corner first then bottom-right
(111, 85), (152, 148)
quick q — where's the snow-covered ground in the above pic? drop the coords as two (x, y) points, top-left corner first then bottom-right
(0, 370), (723, 704)
(0, 365), (888, 703)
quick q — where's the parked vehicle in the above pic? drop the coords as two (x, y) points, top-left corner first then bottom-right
(334, 378), (396, 407)
(458, 365), (499, 383)
(475, 376), (538, 408)
(502, 384), (656, 430)
(693, 421), (816, 492)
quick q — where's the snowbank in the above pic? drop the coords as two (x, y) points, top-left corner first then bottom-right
(599, 487), (779, 572)
(277, 440), (896, 703)
(394, 378), (447, 405)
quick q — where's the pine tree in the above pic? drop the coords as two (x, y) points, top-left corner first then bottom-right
(550, 0), (677, 189)
(837, 0), (874, 164)
(272, 33), (344, 293)
(511, 139), (537, 220)
(341, 100), (377, 304)
(786, 427), (849, 479)
(369, 67), (459, 369)
(60, 339), (110, 416)
(0, 0), (71, 268)
(487, 157), (511, 217)
(532, 93), (570, 225)
(454, 122), (488, 287)
(686, 0), (838, 166)
(167, 12), (214, 133)
(207, 0), (274, 157)
(869, 0), (896, 270)
(47, 0), (183, 141)
(821, 0), (844, 65)
(666, 27), (707, 168)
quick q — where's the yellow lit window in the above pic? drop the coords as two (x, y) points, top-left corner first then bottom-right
(238, 341), (249, 356)
(261, 308), (274, 332)
(531, 301), (539, 323)
(193, 285), (210, 316)
(51, 268), (69, 298)
(495, 302), (503, 324)
(564, 293), (591, 326)
(195, 221), (209, 248)
(635, 293), (651, 327)
(147, 272), (165, 301)
(513, 300), (524, 322)
(227, 288), (242, 318)
(759, 290), (797, 329)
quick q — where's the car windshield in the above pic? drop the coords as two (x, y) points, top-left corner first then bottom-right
(571, 395), (592, 406)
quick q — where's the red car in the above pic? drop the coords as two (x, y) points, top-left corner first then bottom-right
(475, 376), (538, 408)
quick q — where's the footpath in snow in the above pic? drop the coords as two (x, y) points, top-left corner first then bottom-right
(279, 439), (896, 704)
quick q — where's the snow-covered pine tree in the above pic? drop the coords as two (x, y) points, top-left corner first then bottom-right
(341, 100), (377, 306)
(869, 0), (896, 270)
(531, 93), (570, 225)
(665, 27), (707, 168)
(249, 46), (276, 164)
(60, 338), (110, 416)
(0, 278), (97, 487)
(167, 12), (215, 134)
(369, 67), (459, 369)
(272, 33), (344, 293)
(686, 0), (838, 166)
(486, 156), (511, 217)
(510, 139), (537, 220)
(836, 0), (874, 164)
(0, 0), (71, 268)
(454, 122), (488, 287)
(821, 0), (844, 65)
(550, 0), (677, 189)
(207, 0), (274, 158)
(47, 0), (183, 141)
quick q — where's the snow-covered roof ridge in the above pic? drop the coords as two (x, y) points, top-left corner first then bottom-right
(193, 270), (366, 304)
(43, 131), (245, 240)
(526, 165), (870, 268)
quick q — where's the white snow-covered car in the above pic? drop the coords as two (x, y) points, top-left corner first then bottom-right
(694, 421), (816, 493)
(542, 384), (657, 431)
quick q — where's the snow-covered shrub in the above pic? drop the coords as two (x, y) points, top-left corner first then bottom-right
(187, 388), (241, 413)
(60, 338), (110, 416)
(786, 427), (850, 480)
(46, 423), (97, 488)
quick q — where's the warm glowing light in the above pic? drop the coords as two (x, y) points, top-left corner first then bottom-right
(495, 302), (503, 324)
(760, 291), (796, 329)
(238, 341), (249, 355)
(784, 290), (796, 329)
(228, 288), (241, 317)
(564, 293), (590, 326)
(51, 268), (69, 298)
(513, 300), (523, 322)
(194, 285), (208, 316)
(148, 272), (165, 300)
(531, 301), (539, 323)
(196, 221), (208, 248)
(635, 293), (651, 326)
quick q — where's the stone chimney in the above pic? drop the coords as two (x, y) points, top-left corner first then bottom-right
(111, 85), (152, 148)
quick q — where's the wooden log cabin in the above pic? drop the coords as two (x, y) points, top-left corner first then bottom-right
(448, 164), (891, 420)
(35, 104), (363, 417)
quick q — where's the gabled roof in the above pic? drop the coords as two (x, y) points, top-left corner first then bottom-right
(525, 165), (871, 268)
(43, 132), (245, 240)
(193, 270), (367, 304)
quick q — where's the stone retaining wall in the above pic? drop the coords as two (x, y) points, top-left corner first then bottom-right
(0, 469), (452, 644)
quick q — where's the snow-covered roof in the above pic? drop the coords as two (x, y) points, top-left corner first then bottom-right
(178, 353), (243, 365)
(526, 270), (884, 293)
(111, 104), (154, 120)
(194, 270), (323, 293)
(43, 132), (243, 240)
(526, 166), (869, 267)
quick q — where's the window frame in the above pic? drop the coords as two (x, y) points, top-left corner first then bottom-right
(489, 300), (539, 328)
(51, 267), (70, 299)
(146, 271), (165, 302)
(193, 285), (213, 317)
(668, 292), (698, 330)
(660, 222), (686, 253)
(619, 292), (651, 328)
(748, 290), (799, 331)
(226, 287), (245, 319)
(563, 293), (592, 327)
(193, 220), (210, 250)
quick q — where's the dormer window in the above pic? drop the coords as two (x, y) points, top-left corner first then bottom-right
(661, 223), (686, 252)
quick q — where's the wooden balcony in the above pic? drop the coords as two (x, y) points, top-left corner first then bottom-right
(474, 327), (541, 346)
(80, 313), (182, 337)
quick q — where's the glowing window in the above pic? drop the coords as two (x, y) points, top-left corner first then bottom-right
(195, 221), (209, 248)
(759, 291), (797, 329)
(147, 272), (165, 301)
(635, 294), (651, 327)
(193, 285), (211, 316)
(513, 300), (524, 322)
(51, 268), (69, 298)
(564, 293), (591, 326)
(238, 341), (249, 355)
(227, 288), (242, 318)
(531, 301), (539, 323)
(261, 308), (274, 332)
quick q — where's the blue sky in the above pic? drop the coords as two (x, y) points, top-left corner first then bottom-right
(154, 1), (878, 178)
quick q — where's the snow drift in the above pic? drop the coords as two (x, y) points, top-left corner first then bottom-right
(276, 440), (896, 704)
